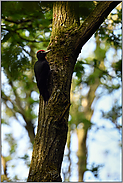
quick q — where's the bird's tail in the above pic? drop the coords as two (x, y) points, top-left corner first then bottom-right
(44, 90), (50, 105)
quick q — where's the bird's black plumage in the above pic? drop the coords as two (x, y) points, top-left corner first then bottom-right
(34, 50), (51, 104)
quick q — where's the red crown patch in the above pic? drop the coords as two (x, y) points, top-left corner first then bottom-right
(37, 50), (45, 54)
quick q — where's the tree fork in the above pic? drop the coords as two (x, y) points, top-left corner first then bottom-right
(74, 1), (121, 55)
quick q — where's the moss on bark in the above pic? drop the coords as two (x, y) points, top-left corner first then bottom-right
(27, 1), (120, 182)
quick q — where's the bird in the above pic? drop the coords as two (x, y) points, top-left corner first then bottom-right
(34, 49), (51, 105)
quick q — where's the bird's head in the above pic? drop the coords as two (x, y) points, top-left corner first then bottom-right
(36, 49), (51, 60)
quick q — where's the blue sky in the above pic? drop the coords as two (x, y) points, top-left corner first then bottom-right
(1, 7), (122, 181)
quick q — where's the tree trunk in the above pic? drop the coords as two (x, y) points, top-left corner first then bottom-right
(77, 33), (110, 181)
(77, 127), (87, 182)
(77, 77), (100, 181)
(27, 2), (79, 182)
(27, 1), (120, 182)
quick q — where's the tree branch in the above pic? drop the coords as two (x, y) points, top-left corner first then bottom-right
(75, 1), (121, 55)
(83, 62), (117, 79)
(1, 27), (49, 43)
(1, 16), (32, 24)
(2, 88), (35, 144)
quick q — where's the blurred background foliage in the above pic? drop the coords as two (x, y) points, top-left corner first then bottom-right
(1, 1), (122, 182)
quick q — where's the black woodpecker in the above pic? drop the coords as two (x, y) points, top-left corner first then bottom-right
(34, 49), (51, 105)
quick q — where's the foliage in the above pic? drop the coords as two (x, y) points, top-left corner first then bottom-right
(68, 3), (122, 181)
(95, 4), (122, 49)
(1, 1), (122, 182)
(1, 2), (52, 181)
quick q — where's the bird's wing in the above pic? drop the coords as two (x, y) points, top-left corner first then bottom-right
(34, 61), (50, 84)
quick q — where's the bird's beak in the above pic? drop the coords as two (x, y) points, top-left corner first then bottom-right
(45, 49), (52, 54)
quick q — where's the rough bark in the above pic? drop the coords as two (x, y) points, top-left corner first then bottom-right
(27, 1), (121, 182)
